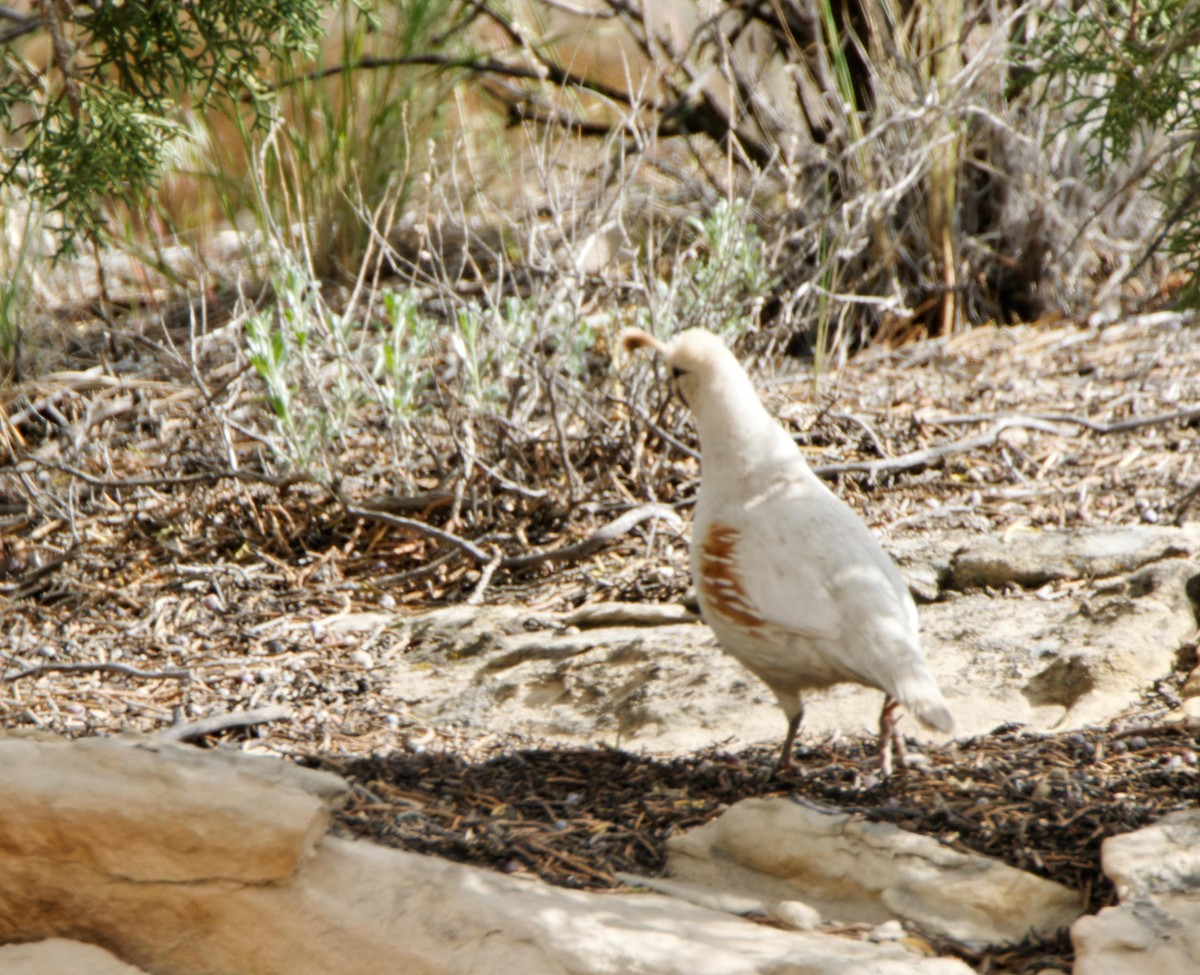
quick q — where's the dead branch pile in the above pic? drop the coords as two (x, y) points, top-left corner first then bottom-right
(443, 0), (1174, 348)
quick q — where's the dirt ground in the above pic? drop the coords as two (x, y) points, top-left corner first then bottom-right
(2, 306), (1198, 972)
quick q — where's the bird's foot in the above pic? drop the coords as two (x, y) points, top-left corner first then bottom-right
(878, 695), (908, 778)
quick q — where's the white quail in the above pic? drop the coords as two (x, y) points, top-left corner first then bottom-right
(623, 327), (953, 774)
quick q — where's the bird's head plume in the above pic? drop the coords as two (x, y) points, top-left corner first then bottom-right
(621, 328), (743, 412)
(622, 327), (801, 472)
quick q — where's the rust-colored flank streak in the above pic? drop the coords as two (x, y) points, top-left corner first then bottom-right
(699, 521), (765, 630)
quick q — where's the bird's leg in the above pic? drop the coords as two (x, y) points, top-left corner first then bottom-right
(878, 695), (907, 778)
(777, 703), (805, 771)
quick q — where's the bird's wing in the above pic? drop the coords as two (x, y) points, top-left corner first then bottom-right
(700, 472), (917, 656)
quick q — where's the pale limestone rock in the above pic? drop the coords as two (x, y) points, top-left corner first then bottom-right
(379, 603), (793, 753)
(363, 527), (1200, 754)
(0, 734), (341, 883)
(1072, 810), (1200, 975)
(0, 733), (974, 975)
(0, 939), (151, 975)
(563, 601), (699, 628)
(919, 557), (1199, 734)
(665, 797), (1084, 946)
(1017, 558), (1199, 726)
(947, 524), (1200, 589)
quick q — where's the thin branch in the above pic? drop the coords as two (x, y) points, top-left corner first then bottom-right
(828, 410), (889, 458)
(0, 20), (39, 42)
(611, 394), (701, 460)
(157, 705), (292, 743)
(263, 52), (635, 107)
(463, 0), (640, 107)
(3, 661), (192, 682)
(502, 502), (682, 570)
(467, 548), (503, 605)
(342, 503), (494, 563)
(8, 458), (305, 490)
(265, 54), (552, 90)
(812, 418), (1070, 478)
(489, 81), (637, 137)
(925, 406), (1200, 436)
(0, 544), (80, 596)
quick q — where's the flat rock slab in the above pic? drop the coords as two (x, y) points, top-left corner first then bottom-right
(0, 733), (974, 975)
(945, 525), (1200, 589)
(663, 797), (1084, 946)
(0, 939), (151, 975)
(1073, 809), (1200, 975)
(364, 526), (1200, 753)
(0, 734), (343, 883)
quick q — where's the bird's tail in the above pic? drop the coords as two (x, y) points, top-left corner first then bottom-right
(895, 675), (954, 733)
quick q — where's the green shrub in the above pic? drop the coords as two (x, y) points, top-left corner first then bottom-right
(1026, 0), (1200, 303)
(0, 1), (323, 251)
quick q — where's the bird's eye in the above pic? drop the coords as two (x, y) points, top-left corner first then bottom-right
(671, 366), (684, 379)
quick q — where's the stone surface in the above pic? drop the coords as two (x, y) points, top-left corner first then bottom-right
(946, 525), (1200, 590)
(0, 734), (342, 883)
(921, 556), (1200, 733)
(0, 939), (151, 975)
(364, 603), (792, 753)
(0, 733), (974, 975)
(1072, 809), (1200, 975)
(663, 797), (1084, 947)
(354, 526), (1200, 754)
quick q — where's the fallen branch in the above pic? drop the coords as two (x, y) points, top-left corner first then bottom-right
(3, 661), (192, 682)
(810, 405), (1200, 479)
(925, 406), (1200, 436)
(345, 500), (682, 572)
(501, 502), (683, 570)
(157, 705), (292, 743)
(827, 409), (889, 458)
(11, 458), (304, 491)
(467, 548), (503, 605)
(0, 545), (81, 597)
(342, 503), (493, 563)
(812, 418), (1063, 478)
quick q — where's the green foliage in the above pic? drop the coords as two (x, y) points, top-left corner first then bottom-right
(375, 289), (435, 426)
(1032, 0), (1199, 171)
(245, 262), (319, 469)
(453, 304), (492, 409)
(224, 0), (467, 276)
(0, 205), (34, 380)
(686, 199), (773, 317)
(0, 0), (322, 250)
(245, 247), (448, 475)
(1028, 0), (1200, 302)
(643, 198), (773, 341)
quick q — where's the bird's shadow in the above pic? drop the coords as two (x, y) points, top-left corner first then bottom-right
(306, 736), (901, 888)
(294, 721), (1195, 920)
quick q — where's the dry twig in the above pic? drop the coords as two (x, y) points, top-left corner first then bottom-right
(157, 705), (292, 743)
(3, 661), (192, 683)
(501, 503), (683, 570)
(928, 406), (1200, 436)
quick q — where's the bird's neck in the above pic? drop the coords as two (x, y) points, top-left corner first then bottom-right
(692, 371), (799, 475)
